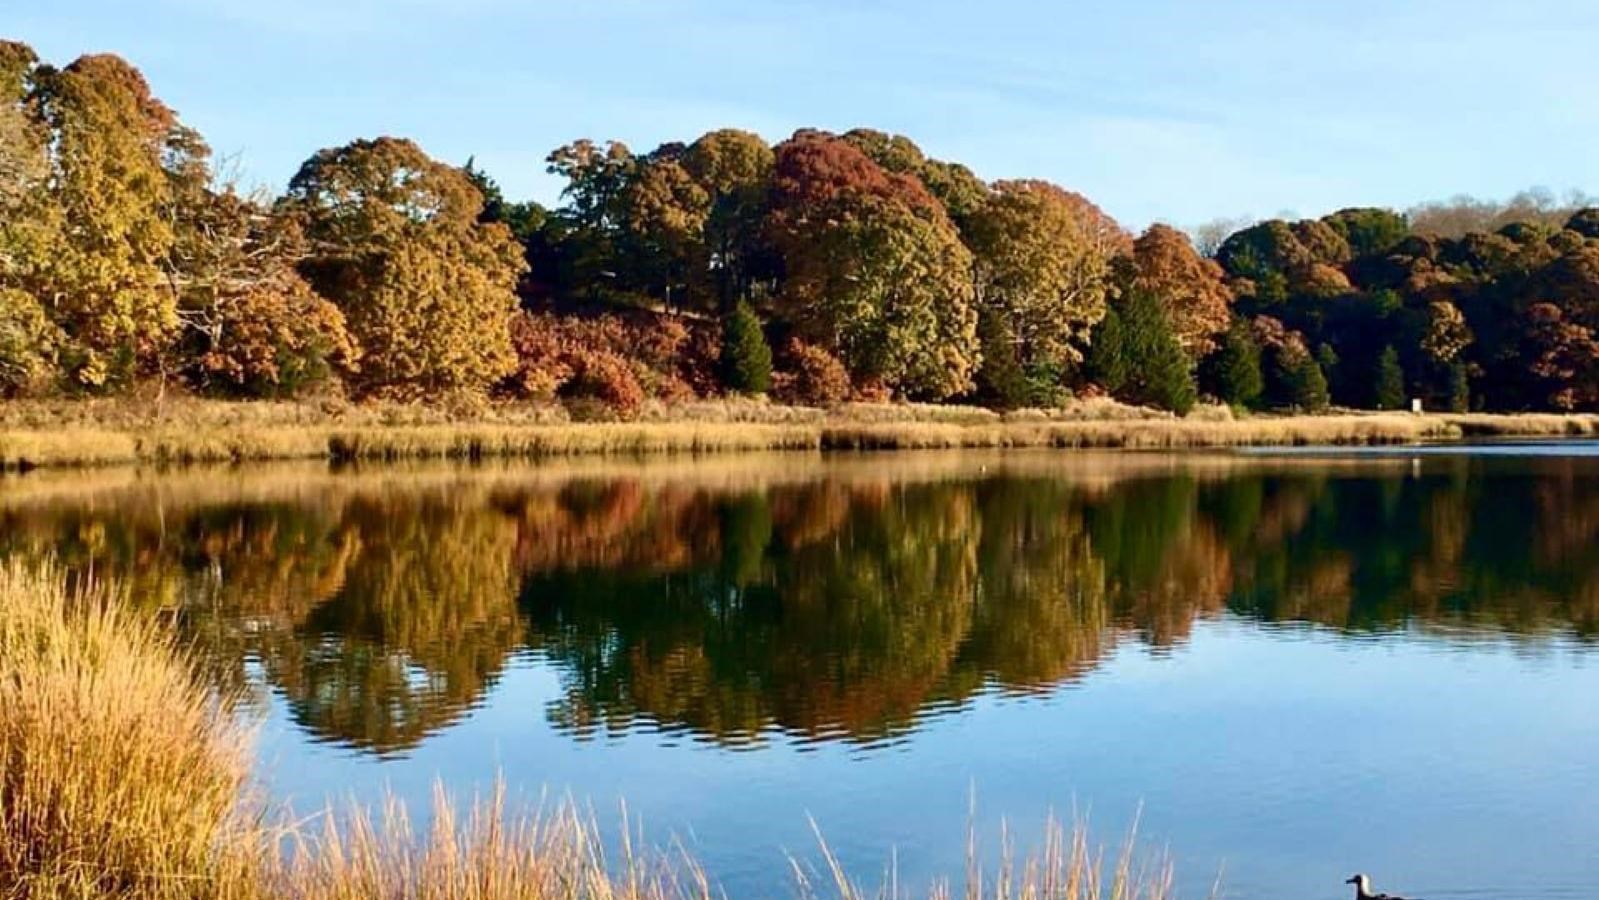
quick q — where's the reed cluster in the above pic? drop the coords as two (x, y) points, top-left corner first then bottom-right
(0, 562), (1181, 899)
(0, 562), (258, 898)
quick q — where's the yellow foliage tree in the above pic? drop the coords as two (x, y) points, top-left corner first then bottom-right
(968, 179), (1129, 375)
(6, 47), (180, 388)
(284, 137), (525, 398)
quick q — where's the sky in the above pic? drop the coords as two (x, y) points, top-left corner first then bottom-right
(11, 0), (1599, 229)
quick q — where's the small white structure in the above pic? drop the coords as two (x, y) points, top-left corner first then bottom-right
(1410, 398), (1423, 414)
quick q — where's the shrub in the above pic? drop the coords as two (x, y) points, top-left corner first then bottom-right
(181, 285), (356, 399)
(500, 310), (717, 414)
(563, 351), (645, 419)
(774, 339), (852, 406)
(501, 311), (572, 400)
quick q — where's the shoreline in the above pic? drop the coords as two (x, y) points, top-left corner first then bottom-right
(1, 401), (1596, 471)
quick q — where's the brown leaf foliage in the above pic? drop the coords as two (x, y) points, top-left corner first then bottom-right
(1128, 224), (1233, 356)
(502, 310), (719, 414)
(772, 339), (852, 407)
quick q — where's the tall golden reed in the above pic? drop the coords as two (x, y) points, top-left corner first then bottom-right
(0, 562), (258, 898)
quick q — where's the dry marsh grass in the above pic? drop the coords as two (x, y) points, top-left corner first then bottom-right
(283, 788), (714, 900)
(323, 422), (820, 462)
(1443, 412), (1599, 437)
(818, 413), (1457, 451)
(5, 398), (1592, 471)
(0, 563), (1183, 899)
(0, 562), (259, 899)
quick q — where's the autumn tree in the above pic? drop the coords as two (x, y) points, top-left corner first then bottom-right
(1216, 220), (1313, 285)
(1126, 224), (1232, 357)
(0, 41), (59, 394)
(1419, 300), (1473, 367)
(682, 129), (775, 310)
(166, 178), (357, 396)
(841, 128), (988, 227)
(543, 139), (637, 303)
(1516, 302), (1599, 410)
(618, 154), (709, 310)
(16, 51), (183, 388)
(767, 131), (978, 399)
(968, 179), (1128, 395)
(284, 137), (524, 398)
(0, 41), (43, 212)
(1216, 218), (1354, 310)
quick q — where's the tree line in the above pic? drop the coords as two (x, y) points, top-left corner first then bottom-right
(2, 41), (1597, 413)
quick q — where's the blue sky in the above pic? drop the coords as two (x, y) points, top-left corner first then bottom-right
(11, 0), (1599, 229)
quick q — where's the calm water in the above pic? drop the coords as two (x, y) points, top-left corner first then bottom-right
(5, 447), (1599, 899)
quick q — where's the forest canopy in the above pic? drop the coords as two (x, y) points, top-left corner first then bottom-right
(2, 40), (1597, 413)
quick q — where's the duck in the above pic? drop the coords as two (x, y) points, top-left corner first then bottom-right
(1345, 873), (1412, 900)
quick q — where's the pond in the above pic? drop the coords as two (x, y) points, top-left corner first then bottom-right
(4, 446), (1598, 899)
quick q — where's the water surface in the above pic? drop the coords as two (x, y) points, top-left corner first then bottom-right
(4, 447), (1598, 899)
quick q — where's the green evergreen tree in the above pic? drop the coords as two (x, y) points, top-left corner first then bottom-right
(1145, 335), (1199, 415)
(1212, 318), (1264, 409)
(1114, 289), (1197, 415)
(719, 301), (772, 394)
(1087, 305), (1128, 394)
(1447, 361), (1471, 412)
(1290, 355), (1330, 412)
(975, 308), (1029, 409)
(1315, 343), (1341, 404)
(1374, 345), (1406, 410)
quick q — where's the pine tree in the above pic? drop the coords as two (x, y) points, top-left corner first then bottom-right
(975, 308), (1029, 409)
(1146, 335), (1198, 415)
(1374, 345), (1406, 410)
(1088, 305), (1128, 394)
(1113, 289), (1197, 415)
(1447, 361), (1470, 412)
(1290, 356), (1330, 412)
(1212, 318), (1264, 409)
(720, 301), (772, 394)
(1315, 343), (1340, 405)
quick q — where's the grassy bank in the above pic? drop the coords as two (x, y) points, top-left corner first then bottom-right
(0, 561), (1179, 899)
(2, 398), (1596, 470)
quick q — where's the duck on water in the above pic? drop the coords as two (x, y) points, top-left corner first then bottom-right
(1346, 873), (1414, 900)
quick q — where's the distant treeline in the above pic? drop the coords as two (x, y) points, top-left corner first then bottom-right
(3, 40), (1597, 414)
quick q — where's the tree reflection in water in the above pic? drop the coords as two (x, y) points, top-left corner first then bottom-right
(2, 453), (1597, 755)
